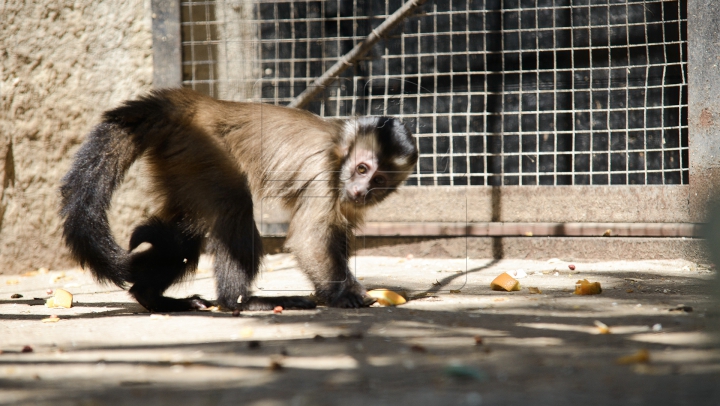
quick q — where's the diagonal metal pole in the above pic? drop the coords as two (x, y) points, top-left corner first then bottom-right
(288, 0), (428, 109)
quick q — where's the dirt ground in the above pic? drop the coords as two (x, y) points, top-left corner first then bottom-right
(1, 254), (719, 405)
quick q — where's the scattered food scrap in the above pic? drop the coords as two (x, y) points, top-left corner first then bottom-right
(367, 289), (407, 306)
(574, 279), (602, 295)
(21, 345), (33, 353)
(603, 229), (612, 237)
(449, 289), (461, 294)
(568, 264), (576, 270)
(10, 293), (22, 299)
(527, 287), (542, 294)
(49, 272), (67, 284)
(473, 336), (483, 345)
(594, 320), (610, 334)
(616, 349), (650, 365)
(6, 279), (19, 285)
(46, 289), (73, 308)
(490, 273), (520, 292)
(41, 315), (60, 323)
(506, 269), (527, 279)
(273, 306), (283, 314)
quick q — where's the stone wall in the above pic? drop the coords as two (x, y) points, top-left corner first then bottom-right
(0, 0), (154, 274)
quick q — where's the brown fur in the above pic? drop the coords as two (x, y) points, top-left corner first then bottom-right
(60, 88), (418, 311)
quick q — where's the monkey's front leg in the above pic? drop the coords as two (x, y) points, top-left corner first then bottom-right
(211, 217), (316, 311)
(287, 223), (368, 308)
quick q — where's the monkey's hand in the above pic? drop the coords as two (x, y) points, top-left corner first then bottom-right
(322, 283), (369, 308)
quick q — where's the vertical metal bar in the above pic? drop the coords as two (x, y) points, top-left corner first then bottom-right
(152, 0), (182, 88)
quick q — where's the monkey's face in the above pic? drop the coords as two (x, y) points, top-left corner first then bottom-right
(341, 148), (392, 206)
(342, 148), (383, 205)
(339, 116), (418, 207)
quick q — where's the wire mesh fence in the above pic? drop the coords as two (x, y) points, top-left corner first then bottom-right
(181, 0), (688, 187)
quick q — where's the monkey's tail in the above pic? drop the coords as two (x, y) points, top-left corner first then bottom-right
(59, 121), (145, 287)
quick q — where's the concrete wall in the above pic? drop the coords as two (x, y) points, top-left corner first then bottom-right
(0, 0), (154, 274)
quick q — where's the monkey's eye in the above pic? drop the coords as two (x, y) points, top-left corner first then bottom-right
(373, 176), (386, 185)
(356, 164), (368, 175)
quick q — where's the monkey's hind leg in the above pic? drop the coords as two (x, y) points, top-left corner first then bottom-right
(211, 210), (316, 312)
(127, 217), (210, 312)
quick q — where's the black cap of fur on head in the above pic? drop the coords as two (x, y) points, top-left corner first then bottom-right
(355, 116), (418, 172)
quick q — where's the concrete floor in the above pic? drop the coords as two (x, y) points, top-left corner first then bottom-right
(1, 255), (719, 405)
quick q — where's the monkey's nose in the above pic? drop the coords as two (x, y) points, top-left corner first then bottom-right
(352, 191), (365, 204)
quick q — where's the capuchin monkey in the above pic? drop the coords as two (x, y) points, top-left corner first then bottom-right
(59, 88), (418, 312)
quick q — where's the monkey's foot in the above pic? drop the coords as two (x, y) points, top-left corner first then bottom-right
(236, 296), (317, 311)
(130, 286), (212, 312)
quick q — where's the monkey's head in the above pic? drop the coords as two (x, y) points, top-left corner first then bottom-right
(340, 117), (418, 207)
